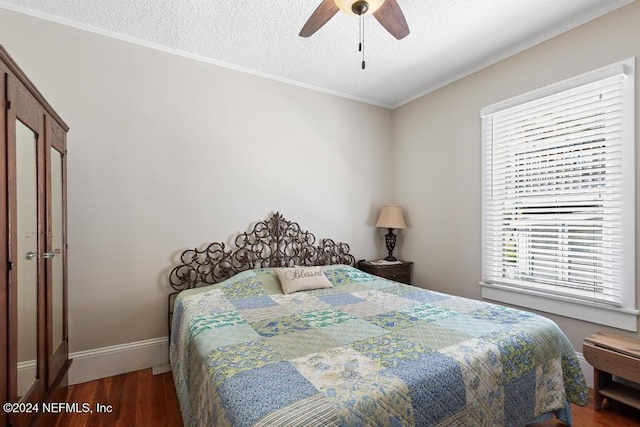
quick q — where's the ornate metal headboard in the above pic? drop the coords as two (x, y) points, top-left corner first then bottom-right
(168, 212), (355, 293)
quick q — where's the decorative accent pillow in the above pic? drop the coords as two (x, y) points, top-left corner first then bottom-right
(275, 266), (332, 294)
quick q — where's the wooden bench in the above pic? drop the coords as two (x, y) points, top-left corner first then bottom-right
(583, 332), (640, 411)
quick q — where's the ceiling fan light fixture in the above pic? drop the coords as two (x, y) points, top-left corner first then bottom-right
(334, 0), (385, 16)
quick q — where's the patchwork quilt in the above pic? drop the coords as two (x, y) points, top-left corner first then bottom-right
(170, 265), (588, 427)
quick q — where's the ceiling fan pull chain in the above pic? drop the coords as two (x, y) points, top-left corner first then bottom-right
(358, 12), (362, 52)
(361, 13), (366, 69)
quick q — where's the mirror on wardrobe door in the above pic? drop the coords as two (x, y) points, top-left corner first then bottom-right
(50, 147), (64, 354)
(15, 119), (38, 399)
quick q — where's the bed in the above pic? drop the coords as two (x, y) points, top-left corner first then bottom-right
(168, 212), (588, 426)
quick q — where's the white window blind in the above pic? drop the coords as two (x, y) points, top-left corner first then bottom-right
(481, 59), (635, 314)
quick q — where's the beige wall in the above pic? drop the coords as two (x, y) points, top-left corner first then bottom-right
(0, 9), (394, 352)
(394, 1), (640, 349)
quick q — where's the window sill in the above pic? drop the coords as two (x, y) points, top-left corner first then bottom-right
(480, 282), (639, 332)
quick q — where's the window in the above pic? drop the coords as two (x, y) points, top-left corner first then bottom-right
(481, 58), (637, 331)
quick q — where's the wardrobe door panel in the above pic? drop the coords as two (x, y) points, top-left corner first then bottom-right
(8, 76), (46, 427)
(47, 139), (68, 386)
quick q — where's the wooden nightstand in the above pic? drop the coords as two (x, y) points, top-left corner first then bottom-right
(583, 332), (640, 411)
(357, 260), (412, 284)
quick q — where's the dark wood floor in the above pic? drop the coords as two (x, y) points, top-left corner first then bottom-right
(53, 368), (182, 427)
(530, 397), (640, 427)
(52, 368), (640, 426)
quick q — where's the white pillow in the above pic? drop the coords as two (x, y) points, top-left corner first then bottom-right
(275, 266), (332, 294)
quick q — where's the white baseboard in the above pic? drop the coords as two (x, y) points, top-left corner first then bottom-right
(17, 360), (37, 396)
(68, 336), (169, 385)
(152, 362), (172, 375)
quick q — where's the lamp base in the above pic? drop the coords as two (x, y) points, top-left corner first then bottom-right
(383, 228), (399, 262)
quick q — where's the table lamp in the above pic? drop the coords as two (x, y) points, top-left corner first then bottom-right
(375, 205), (407, 261)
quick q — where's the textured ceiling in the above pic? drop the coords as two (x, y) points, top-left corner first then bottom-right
(0, 0), (632, 108)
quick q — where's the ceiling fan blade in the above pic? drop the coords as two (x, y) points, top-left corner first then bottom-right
(373, 0), (410, 40)
(299, 0), (340, 37)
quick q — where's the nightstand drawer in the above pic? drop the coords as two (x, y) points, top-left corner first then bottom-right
(357, 261), (412, 284)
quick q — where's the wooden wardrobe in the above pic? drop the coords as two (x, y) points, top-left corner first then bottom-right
(1, 45), (71, 427)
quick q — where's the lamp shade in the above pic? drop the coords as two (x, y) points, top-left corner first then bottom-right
(334, 0), (384, 16)
(375, 205), (407, 229)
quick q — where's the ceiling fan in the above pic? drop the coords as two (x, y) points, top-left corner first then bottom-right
(299, 0), (410, 40)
